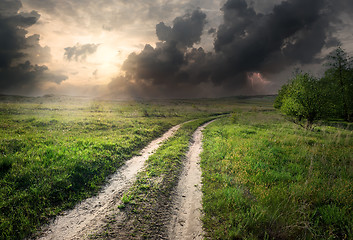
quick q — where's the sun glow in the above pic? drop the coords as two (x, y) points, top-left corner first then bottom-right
(20, 2), (155, 95)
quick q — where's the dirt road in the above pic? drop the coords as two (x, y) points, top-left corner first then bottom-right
(168, 120), (215, 240)
(37, 119), (215, 240)
(37, 124), (181, 240)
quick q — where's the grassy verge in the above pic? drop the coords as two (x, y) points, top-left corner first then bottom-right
(93, 117), (216, 239)
(201, 111), (353, 239)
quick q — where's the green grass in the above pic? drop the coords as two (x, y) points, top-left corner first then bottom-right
(201, 110), (353, 239)
(94, 117), (216, 239)
(0, 94), (241, 240)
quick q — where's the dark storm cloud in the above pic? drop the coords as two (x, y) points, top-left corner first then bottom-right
(207, 28), (216, 35)
(0, 1), (40, 68)
(0, 0), (66, 95)
(108, 0), (353, 98)
(64, 43), (99, 62)
(108, 10), (208, 98)
(214, 0), (334, 75)
(0, 0), (22, 17)
(24, 34), (52, 64)
(334, 1), (353, 14)
(212, 0), (353, 88)
(116, 0), (353, 96)
(0, 61), (67, 93)
(121, 9), (207, 86)
(156, 10), (207, 48)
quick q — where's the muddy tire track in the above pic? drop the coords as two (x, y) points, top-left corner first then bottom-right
(36, 124), (181, 240)
(168, 120), (215, 240)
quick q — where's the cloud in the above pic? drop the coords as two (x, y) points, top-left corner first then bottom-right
(0, 1), (40, 68)
(0, 61), (67, 94)
(156, 9), (207, 48)
(0, 0), (22, 17)
(212, 0), (335, 78)
(14, 0), (353, 98)
(64, 43), (99, 62)
(122, 9), (207, 84)
(108, 9), (210, 98)
(211, 0), (353, 86)
(22, 0), (218, 32)
(0, 0), (66, 95)
(107, 0), (353, 98)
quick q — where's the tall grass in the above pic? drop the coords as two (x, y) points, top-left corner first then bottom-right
(201, 111), (353, 239)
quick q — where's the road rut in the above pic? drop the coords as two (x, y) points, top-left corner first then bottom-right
(168, 120), (215, 240)
(37, 124), (181, 240)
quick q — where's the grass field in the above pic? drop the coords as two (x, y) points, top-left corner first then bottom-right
(1, 94), (351, 239)
(201, 109), (353, 239)
(0, 95), (235, 239)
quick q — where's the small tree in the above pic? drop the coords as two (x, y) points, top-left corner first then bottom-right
(274, 83), (289, 109)
(276, 73), (325, 129)
(325, 46), (353, 121)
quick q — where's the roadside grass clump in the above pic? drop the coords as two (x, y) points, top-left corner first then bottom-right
(201, 111), (353, 239)
(93, 117), (217, 239)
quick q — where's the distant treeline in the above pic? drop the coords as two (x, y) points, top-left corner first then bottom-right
(275, 46), (353, 128)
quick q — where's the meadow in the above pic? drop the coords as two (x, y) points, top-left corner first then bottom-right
(1, 94), (352, 239)
(0, 95), (233, 239)
(201, 108), (353, 239)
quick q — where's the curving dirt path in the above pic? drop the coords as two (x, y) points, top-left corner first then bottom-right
(37, 124), (181, 240)
(168, 120), (215, 240)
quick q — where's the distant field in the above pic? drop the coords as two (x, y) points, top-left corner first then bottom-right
(201, 109), (353, 239)
(0, 94), (247, 239)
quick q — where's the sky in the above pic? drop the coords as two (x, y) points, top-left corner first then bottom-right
(1, 0), (353, 98)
